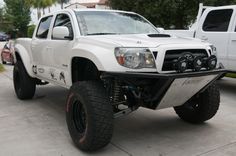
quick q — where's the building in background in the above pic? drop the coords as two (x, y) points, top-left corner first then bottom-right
(30, 0), (109, 24)
(65, 0), (109, 9)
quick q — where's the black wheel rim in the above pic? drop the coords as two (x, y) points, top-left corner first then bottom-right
(72, 100), (87, 134)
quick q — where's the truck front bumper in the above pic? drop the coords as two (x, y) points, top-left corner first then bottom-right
(102, 69), (226, 110)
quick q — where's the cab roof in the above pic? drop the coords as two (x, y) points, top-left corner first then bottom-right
(72, 8), (135, 14)
(41, 8), (136, 18)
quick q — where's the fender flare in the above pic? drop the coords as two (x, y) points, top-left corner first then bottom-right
(14, 44), (35, 77)
(70, 49), (105, 71)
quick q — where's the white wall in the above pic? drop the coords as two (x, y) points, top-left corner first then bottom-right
(95, 4), (110, 9)
(30, 0), (106, 24)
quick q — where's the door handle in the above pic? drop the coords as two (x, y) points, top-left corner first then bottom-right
(201, 36), (208, 41)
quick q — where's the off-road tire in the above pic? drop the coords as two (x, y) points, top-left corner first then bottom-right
(174, 83), (220, 124)
(11, 58), (15, 65)
(66, 81), (113, 151)
(13, 61), (36, 99)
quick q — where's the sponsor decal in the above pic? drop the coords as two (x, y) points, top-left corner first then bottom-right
(49, 69), (57, 80)
(62, 64), (68, 67)
(38, 68), (45, 73)
(182, 52), (194, 60)
(59, 72), (66, 84)
(32, 65), (37, 74)
(136, 41), (142, 44)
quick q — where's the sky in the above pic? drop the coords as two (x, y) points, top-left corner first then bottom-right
(0, 0), (4, 7)
(0, 0), (100, 24)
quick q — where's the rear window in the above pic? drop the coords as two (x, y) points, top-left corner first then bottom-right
(203, 9), (233, 32)
(36, 16), (53, 39)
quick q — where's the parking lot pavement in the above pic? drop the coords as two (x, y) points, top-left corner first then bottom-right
(1, 65), (236, 156)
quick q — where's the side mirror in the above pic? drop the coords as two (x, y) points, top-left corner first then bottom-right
(52, 26), (73, 40)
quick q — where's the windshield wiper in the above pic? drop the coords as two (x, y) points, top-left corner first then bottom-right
(86, 33), (118, 36)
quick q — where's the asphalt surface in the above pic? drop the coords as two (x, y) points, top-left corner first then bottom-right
(1, 42), (236, 156)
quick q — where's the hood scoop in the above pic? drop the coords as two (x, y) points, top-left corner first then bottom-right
(148, 34), (171, 38)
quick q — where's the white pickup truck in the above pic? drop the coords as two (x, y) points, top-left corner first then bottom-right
(164, 4), (236, 74)
(14, 9), (224, 151)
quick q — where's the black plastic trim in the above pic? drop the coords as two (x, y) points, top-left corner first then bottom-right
(102, 69), (226, 79)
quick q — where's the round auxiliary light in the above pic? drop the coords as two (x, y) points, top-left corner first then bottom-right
(175, 57), (188, 73)
(193, 56), (203, 71)
(207, 55), (217, 70)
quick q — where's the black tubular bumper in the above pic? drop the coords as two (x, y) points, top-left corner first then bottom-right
(102, 69), (226, 79)
(102, 69), (226, 110)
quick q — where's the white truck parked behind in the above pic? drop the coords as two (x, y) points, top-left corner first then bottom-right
(164, 4), (236, 74)
(14, 9), (224, 151)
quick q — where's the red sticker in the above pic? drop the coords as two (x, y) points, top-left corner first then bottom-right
(66, 93), (74, 112)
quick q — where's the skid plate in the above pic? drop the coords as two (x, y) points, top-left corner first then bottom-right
(156, 74), (218, 109)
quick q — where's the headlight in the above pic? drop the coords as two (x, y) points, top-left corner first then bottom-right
(115, 47), (156, 69)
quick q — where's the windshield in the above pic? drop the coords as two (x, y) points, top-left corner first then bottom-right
(75, 11), (158, 35)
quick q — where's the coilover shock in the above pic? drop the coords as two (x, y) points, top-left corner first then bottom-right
(112, 80), (125, 105)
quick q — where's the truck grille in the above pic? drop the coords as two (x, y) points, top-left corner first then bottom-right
(162, 49), (208, 71)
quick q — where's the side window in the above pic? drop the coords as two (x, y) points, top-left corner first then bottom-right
(53, 14), (74, 39)
(36, 16), (53, 39)
(203, 9), (233, 32)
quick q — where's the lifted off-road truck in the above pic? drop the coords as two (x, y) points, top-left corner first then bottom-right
(14, 9), (224, 151)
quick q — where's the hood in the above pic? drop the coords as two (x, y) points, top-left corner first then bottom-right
(86, 34), (205, 48)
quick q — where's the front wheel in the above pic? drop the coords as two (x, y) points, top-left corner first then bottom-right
(66, 81), (113, 151)
(13, 61), (36, 99)
(174, 83), (220, 124)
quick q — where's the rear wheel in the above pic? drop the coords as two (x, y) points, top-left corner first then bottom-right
(174, 83), (220, 124)
(66, 81), (113, 151)
(13, 61), (36, 99)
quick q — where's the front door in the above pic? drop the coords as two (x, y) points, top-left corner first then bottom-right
(31, 15), (54, 78)
(47, 13), (75, 86)
(227, 10), (236, 71)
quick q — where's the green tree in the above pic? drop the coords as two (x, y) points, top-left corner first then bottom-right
(27, 24), (36, 37)
(57, 0), (70, 9)
(0, 8), (4, 21)
(109, 0), (236, 29)
(26, 0), (57, 19)
(4, 0), (31, 36)
(0, 8), (5, 30)
(27, 0), (69, 20)
(0, 7), (14, 34)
